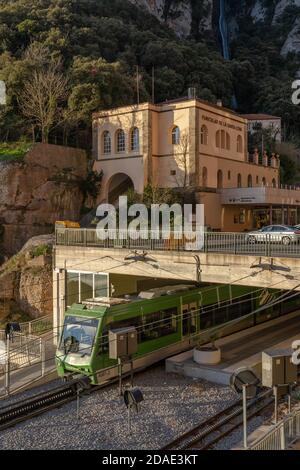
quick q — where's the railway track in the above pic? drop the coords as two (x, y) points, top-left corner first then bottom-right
(162, 389), (275, 450)
(0, 363), (153, 432)
(0, 382), (83, 432)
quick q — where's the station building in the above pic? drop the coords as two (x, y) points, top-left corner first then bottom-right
(92, 97), (300, 231)
(242, 113), (282, 142)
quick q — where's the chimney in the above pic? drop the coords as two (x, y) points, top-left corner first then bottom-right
(217, 99), (223, 107)
(188, 87), (196, 100)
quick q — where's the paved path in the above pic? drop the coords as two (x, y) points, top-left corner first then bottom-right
(0, 333), (56, 398)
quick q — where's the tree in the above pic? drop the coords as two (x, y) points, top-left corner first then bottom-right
(78, 170), (103, 203)
(172, 130), (190, 189)
(142, 183), (180, 207)
(248, 126), (280, 154)
(18, 43), (68, 143)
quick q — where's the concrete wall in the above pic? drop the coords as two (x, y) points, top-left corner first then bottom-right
(53, 244), (300, 335)
(55, 245), (300, 290)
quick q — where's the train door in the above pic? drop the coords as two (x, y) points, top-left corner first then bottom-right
(182, 303), (197, 337)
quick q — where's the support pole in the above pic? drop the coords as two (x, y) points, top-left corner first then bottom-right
(288, 386), (292, 414)
(41, 339), (45, 377)
(77, 389), (80, 421)
(118, 357), (123, 396)
(5, 335), (10, 396)
(274, 385), (278, 424)
(128, 404), (132, 434)
(242, 384), (248, 449)
(130, 358), (134, 388)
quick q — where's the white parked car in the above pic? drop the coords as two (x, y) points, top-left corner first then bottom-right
(246, 225), (300, 245)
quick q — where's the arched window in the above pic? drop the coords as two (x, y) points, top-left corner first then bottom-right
(202, 167), (208, 188)
(226, 132), (230, 150)
(116, 129), (125, 153)
(216, 130), (230, 150)
(237, 173), (242, 188)
(221, 130), (225, 149)
(130, 127), (139, 152)
(102, 131), (111, 154)
(262, 177), (266, 187)
(216, 130), (220, 148)
(172, 126), (180, 145)
(237, 135), (243, 153)
(217, 170), (223, 189)
(247, 174), (252, 187)
(272, 178), (276, 188)
(201, 125), (208, 145)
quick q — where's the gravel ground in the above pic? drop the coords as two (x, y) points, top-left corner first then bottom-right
(0, 365), (238, 450)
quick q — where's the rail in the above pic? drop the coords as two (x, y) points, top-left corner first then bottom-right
(19, 314), (53, 336)
(0, 335), (42, 371)
(55, 228), (300, 258)
(0, 332), (53, 397)
(249, 408), (300, 450)
(162, 389), (274, 450)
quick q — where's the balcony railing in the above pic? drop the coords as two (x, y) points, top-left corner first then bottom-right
(55, 228), (300, 258)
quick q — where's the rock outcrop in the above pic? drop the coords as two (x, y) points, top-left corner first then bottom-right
(0, 235), (54, 325)
(129, 0), (212, 37)
(0, 143), (87, 256)
(130, 1), (300, 57)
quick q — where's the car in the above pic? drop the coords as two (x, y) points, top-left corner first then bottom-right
(246, 225), (300, 245)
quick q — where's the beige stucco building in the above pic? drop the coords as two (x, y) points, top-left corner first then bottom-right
(242, 113), (282, 143)
(92, 98), (300, 231)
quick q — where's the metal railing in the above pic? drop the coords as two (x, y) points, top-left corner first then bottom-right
(0, 332), (56, 397)
(0, 315), (53, 340)
(250, 408), (300, 450)
(56, 228), (300, 258)
(0, 334), (42, 371)
(0, 331), (39, 350)
(19, 314), (53, 336)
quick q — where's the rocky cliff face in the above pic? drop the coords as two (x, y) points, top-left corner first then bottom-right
(0, 143), (87, 257)
(131, 0), (300, 56)
(129, 0), (213, 37)
(0, 234), (54, 325)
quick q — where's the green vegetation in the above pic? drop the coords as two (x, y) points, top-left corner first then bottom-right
(30, 244), (52, 258)
(0, 0), (298, 156)
(0, 141), (32, 162)
(78, 170), (104, 201)
(127, 183), (181, 207)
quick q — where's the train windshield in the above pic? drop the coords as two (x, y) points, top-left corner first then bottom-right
(59, 316), (99, 357)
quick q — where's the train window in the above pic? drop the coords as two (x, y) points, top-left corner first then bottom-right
(98, 327), (109, 354)
(59, 316), (99, 357)
(182, 303), (197, 336)
(214, 306), (228, 326)
(140, 308), (178, 341)
(199, 310), (213, 330)
(109, 307), (178, 344)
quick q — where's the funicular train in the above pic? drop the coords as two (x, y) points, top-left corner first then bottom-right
(56, 283), (299, 385)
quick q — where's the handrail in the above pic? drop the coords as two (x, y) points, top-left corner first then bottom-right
(249, 408), (300, 450)
(55, 228), (300, 259)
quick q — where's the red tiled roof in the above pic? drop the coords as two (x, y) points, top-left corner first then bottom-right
(240, 114), (281, 121)
(156, 96), (241, 117)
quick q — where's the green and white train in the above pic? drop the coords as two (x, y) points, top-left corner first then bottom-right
(56, 283), (299, 385)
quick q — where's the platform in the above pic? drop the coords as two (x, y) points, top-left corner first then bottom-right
(166, 310), (300, 385)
